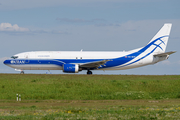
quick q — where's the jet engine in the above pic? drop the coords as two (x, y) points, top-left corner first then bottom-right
(63, 64), (79, 73)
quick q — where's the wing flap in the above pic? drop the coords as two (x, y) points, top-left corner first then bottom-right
(80, 60), (110, 69)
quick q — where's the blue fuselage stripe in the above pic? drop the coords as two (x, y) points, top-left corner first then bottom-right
(4, 36), (168, 70)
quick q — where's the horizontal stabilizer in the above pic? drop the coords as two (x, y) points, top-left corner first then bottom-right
(154, 51), (176, 57)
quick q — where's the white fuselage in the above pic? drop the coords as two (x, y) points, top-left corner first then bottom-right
(4, 50), (158, 71)
(3, 24), (173, 74)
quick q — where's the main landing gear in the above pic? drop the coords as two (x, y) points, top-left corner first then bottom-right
(87, 70), (92, 75)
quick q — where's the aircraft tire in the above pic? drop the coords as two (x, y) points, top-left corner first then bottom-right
(87, 70), (92, 75)
(20, 71), (24, 74)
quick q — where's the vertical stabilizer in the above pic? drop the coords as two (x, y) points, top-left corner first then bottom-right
(147, 23), (172, 53)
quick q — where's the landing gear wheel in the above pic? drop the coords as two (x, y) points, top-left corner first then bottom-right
(20, 71), (24, 74)
(87, 70), (92, 75)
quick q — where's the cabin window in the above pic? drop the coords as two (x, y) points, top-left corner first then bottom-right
(11, 56), (18, 59)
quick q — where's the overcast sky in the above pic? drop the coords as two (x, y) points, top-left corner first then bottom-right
(0, 0), (179, 75)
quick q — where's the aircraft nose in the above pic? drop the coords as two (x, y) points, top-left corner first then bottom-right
(3, 59), (10, 65)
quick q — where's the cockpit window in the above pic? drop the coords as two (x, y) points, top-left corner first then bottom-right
(11, 56), (18, 59)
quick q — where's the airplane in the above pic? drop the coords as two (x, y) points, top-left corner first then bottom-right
(3, 23), (176, 74)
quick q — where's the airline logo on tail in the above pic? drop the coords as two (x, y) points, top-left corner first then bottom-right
(150, 36), (168, 51)
(119, 24), (172, 68)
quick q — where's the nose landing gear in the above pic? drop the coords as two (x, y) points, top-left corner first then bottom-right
(20, 71), (24, 74)
(15, 69), (24, 74)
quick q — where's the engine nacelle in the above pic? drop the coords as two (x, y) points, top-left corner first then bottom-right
(63, 64), (79, 73)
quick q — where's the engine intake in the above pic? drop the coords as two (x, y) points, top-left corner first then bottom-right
(63, 64), (79, 73)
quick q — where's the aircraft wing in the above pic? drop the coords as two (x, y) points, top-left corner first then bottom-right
(154, 51), (176, 57)
(80, 60), (110, 69)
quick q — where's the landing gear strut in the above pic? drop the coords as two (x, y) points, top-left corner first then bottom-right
(87, 70), (92, 75)
(20, 71), (24, 74)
